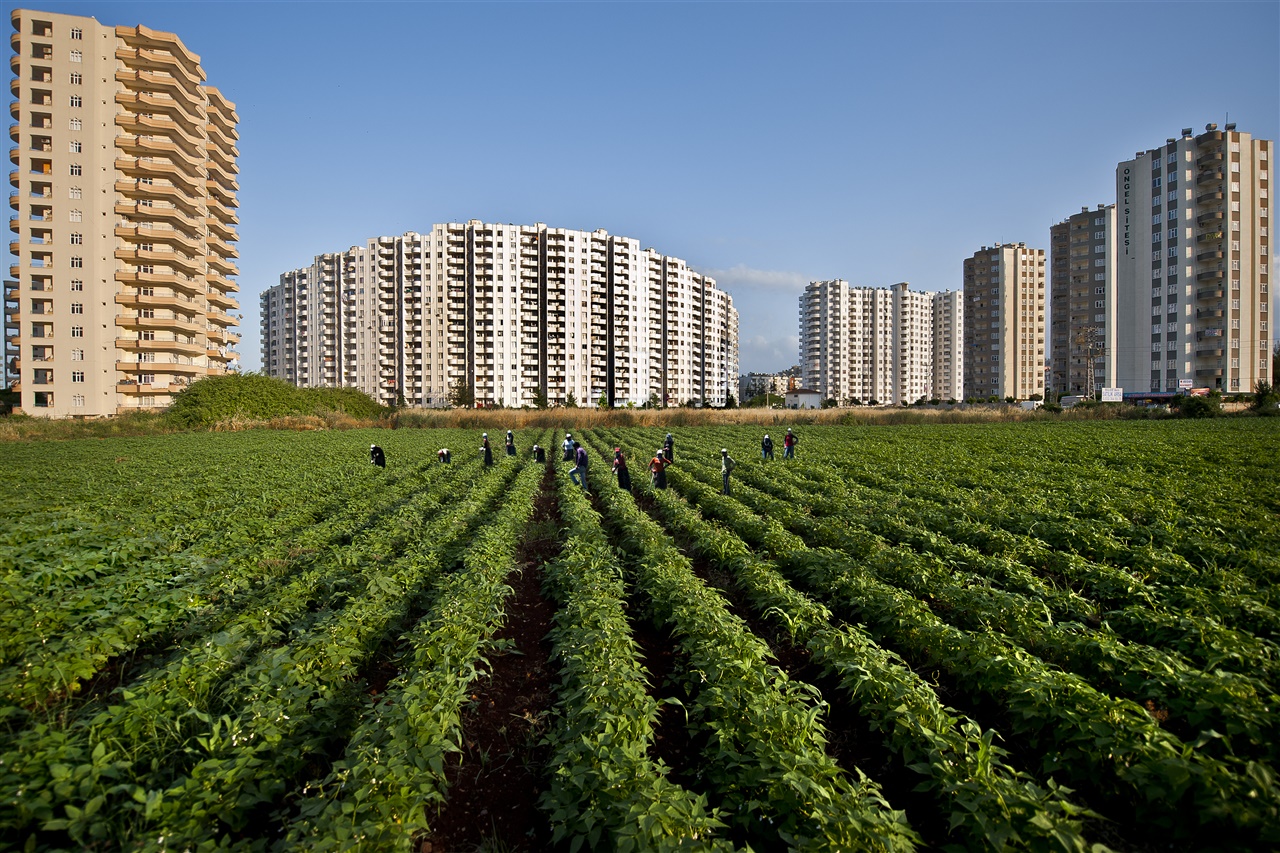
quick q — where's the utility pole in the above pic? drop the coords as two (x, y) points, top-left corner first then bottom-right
(1073, 326), (1103, 398)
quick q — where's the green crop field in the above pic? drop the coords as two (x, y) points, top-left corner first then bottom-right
(1, 420), (1277, 851)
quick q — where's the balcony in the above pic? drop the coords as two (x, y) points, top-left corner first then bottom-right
(1196, 210), (1224, 227)
(1195, 367), (1224, 378)
(115, 314), (202, 335)
(1196, 150), (1224, 168)
(1196, 190), (1224, 207)
(1196, 287), (1223, 301)
(1196, 269), (1224, 283)
(115, 270), (204, 296)
(117, 336), (205, 357)
(1196, 231), (1223, 245)
(1196, 347), (1223, 358)
(1196, 249), (1224, 263)
(1195, 169), (1223, 186)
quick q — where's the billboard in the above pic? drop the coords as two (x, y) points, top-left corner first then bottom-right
(1100, 387), (1124, 403)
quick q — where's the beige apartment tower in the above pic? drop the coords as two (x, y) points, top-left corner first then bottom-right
(1114, 125), (1271, 395)
(263, 222), (738, 409)
(1050, 205), (1116, 397)
(963, 243), (1046, 400)
(5, 9), (240, 416)
(799, 279), (963, 405)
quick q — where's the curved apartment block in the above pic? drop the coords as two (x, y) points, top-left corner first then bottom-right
(5, 9), (240, 416)
(263, 221), (738, 408)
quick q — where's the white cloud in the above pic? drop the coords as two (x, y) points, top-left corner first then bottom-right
(696, 264), (810, 293)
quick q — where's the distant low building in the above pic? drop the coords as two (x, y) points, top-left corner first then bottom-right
(739, 367), (799, 401)
(786, 388), (822, 409)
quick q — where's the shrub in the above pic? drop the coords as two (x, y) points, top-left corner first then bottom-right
(164, 374), (384, 428)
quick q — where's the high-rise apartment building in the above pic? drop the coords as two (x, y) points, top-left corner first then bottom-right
(1114, 125), (1271, 394)
(1050, 205), (1116, 396)
(799, 279), (962, 405)
(262, 222), (738, 408)
(963, 243), (1046, 401)
(4, 9), (239, 417)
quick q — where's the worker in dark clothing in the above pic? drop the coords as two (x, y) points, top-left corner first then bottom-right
(533, 444), (546, 463)
(761, 434), (774, 461)
(649, 449), (667, 490)
(613, 447), (631, 492)
(370, 444), (386, 468)
(481, 433), (494, 467)
(437, 448), (450, 463)
(721, 448), (736, 495)
(505, 430), (516, 456)
(663, 433), (674, 463)
(570, 442), (589, 491)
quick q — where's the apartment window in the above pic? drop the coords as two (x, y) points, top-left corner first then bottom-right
(69, 233), (82, 245)
(70, 302), (83, 314)
(33, 392), (53, 408)
(71, 348), (84, 360)
(69, 50), (82, 62)
(71, 325), (84, 338)
(69, 164), (81, 176)
(69, 187), (81, 199)
(69, 95), (82, 108)
(72, 394), (84, 407)
(140, 330), (155, 341)
(70, 27), (82, 39)
(69, 140), (81, 153)
(69, 209), (82, 222)
(1095, 300), (1105, 309)
(69, 71), (82, 85)
(71, 370), (85, 383)
(70, 257), (83, 268)
(70, 279), (83, 291)
(69, 118), (81, 131)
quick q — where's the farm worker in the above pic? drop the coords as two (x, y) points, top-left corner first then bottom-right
(721, 448), (736, 495)
(663, 433), (675, 463)
(437, 448), (451, 463)
(481, 433), (494, 467)
(613, 447), (631, 492)
(505, 430), (517, 457)
(570, 441), (589, 491)
(783, 428), (798, 459)
(533, 444), (546, 463)
(562, 432), (575, 462)
(761, 434), (774, 461)
(369, 444), (386, 468)
(649, 449), (668, 490)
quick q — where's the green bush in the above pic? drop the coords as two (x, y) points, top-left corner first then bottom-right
(163, 374), (385, 428)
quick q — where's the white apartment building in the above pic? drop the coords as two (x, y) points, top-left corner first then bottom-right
(263, 221), (738, 408)
(800, 279), (963, 405)
(4, 9), (240, 417)
(1050, 205), (1117, 397)
(1115, 124), (1271, 394)
(963, 243), (1046, 400)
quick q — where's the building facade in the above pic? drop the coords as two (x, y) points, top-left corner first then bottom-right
(263, 221), (738, 408)
(963, 243), (1046, 400)
(1050, 204), (1116, 397)
(1114, 125), (1271, 394)
(4, 9), (240, 416)
(799, 279), (963, 405)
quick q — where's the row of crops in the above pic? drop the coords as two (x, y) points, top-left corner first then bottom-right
(1, 420), (1277, 850)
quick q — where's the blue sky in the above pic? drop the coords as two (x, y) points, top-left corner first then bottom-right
(28, 1), (1280, 373)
